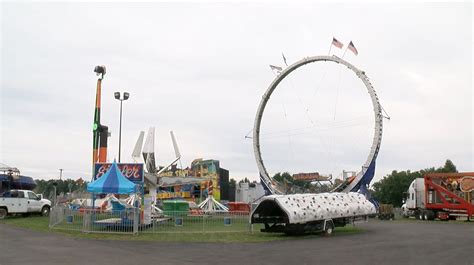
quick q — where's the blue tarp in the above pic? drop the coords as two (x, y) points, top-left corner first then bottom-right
(87, 161), (137, 194)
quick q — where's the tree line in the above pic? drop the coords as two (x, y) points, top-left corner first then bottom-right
(371, 159), (457, 207)
(34, 178), (88, 196)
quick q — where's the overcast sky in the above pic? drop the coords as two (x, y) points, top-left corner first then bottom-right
(1, 2), (472, 183)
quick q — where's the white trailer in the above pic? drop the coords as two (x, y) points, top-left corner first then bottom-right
(0, 190), (51, 219)
(251, 192), (376, 235)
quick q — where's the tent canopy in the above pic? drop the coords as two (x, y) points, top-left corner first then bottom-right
(87, 161), (137, 194)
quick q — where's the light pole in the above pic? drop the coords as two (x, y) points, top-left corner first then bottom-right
(114, 91), (130, 163)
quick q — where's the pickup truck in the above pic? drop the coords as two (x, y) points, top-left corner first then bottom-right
(0, 189), (51, 219)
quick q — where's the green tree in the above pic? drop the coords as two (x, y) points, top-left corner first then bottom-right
(272, 172), (293, 184)
(271, 172), (313, 193)
(229, 178), (237, 188)
(238, 177), (250, 184)
(439, 159), (457, 173)
(372, 159), (458, 207)
(34, 178), (88, 196)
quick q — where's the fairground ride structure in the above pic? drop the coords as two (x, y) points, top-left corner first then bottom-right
(253, 55), (385, 196)
(92, 66), (110, 174)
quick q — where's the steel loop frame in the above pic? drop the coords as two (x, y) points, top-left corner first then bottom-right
(253, 55), (383, 195)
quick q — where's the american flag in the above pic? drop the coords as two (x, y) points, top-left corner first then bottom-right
(348, 41), (358, 55)
(332, 37), (343, 49)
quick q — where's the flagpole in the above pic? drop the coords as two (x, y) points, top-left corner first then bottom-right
(341, 45), (349, 59)
(282, 52), (288, 66)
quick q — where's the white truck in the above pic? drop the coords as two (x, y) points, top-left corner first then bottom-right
(401, 178), (426, 219)
(0, 189), (51, 219)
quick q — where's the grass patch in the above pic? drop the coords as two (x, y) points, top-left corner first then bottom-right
(0, 216), (363, 243)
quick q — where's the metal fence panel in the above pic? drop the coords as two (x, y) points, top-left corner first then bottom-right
(84, 208), (138, 234)
(49, 206), (138, 234)
(50, 206), (251, 234)
(140, 211), (251, 234)
(49, 206), (83, 231)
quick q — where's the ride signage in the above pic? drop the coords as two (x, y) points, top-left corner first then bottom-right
(460, 176), (474, 192)
(293, 172), (321, 181)
(94, 163), (144, 183)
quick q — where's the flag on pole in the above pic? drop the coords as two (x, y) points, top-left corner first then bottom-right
(348, 41), (358, 55)
(282, 53), (288, 66)
(332, 37), (343, 49)
(269, 65), (283, 73)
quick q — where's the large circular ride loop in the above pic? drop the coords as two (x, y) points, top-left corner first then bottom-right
(253, 55), (383, 195)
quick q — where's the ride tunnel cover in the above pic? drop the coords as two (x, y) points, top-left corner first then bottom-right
(251, 192), (376, 225)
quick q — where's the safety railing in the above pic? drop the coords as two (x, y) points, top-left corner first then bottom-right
(141, 211), (251, 233)
(49, 206), (139, 234)
(49, 206), (251, 234)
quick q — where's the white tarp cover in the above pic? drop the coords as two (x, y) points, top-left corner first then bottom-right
(262, 192), (376, 224)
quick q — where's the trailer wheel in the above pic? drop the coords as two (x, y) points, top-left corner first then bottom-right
(323, 220), (334, 237)
(423, 212), (429, 221)
(0, 208), (7, 219)
(41, 206), (50, 217)
(426, 210), (435, 220)
(418, 212), (424, 220)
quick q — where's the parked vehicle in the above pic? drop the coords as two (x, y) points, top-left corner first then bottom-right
(0, 189), (51, 219)
(378, 204), (395, 220)
(401, 172), (474, 221)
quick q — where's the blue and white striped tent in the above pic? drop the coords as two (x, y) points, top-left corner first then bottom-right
(87, 161), (137, 194)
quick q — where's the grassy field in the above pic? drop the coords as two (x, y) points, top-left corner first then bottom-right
(0, 215), (363, 243)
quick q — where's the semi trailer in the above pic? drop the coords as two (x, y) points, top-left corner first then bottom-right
(401, 172), (474, 220)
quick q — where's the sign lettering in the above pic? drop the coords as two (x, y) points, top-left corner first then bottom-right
(94, 163), (144, 183)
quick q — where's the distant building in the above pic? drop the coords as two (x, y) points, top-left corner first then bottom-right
(219, 168), (229, 201)
(235, 182), (265, 203)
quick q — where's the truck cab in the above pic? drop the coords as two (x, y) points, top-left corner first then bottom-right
(406, 178), (425, 209)
(0, 190), (51, 218)
(402, 178), (425, 218)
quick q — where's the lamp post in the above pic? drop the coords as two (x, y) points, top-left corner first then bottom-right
(114, 91), (130, 163)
